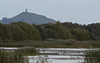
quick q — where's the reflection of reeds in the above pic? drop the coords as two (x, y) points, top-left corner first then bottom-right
(85, 50), (100, 63)
(33, 55), (51, 63)
(0, 47), (38, 63)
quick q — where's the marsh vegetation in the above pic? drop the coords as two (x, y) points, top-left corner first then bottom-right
(0, 22), (100, 63)
(85, 50), (100, 63)
(0, 40), (100, 48)
(0, 47), (39, 63)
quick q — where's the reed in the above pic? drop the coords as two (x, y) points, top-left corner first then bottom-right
(33, 55), (50, 63)
(0, 40), (97, 48)
(0, 47), (38, 63)
(85, 50), (100, 63)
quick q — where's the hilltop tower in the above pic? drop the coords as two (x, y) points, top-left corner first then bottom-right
(25, 9), (28, 12)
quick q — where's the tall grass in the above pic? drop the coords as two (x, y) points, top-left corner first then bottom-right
(0, 40), (96, 48)
(0, 49), (29, 63)
(85, 50), (100, 63)
(0, 47), (39, 63)
(32, 55), (50, 63)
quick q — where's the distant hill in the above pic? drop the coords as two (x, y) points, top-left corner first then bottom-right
(0, 11), (56, 25)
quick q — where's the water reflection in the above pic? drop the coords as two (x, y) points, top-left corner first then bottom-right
(0, 47), (100, 63)
(29, 48), (92, 63)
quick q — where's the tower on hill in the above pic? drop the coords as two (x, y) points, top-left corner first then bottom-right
(25, 9), (28, 12)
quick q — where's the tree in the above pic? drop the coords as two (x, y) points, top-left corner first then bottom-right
(55, 22), (72, 39)
(0, 23), (13, 40)
(17, 22), (41, 40)
(85, 23), (100, 37)
(10, 22), (41, 40)
(35, 25), (48, 40)
(9, 23), (28, 41)
(69, 28), (94, 40)
(47, 28), (59, 39)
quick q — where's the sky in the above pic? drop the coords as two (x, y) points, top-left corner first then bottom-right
(0, 0), (100, 24)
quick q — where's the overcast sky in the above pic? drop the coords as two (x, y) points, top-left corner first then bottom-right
(0, 0), (100, 24)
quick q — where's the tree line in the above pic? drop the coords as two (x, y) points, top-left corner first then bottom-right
(62, 22), (100, 40)
(0, 22), (98, 41)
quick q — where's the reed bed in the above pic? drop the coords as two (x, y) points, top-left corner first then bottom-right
(0, 47), (39, 63)
(85, 50), (100, 63)
(0, 40), (99, 48)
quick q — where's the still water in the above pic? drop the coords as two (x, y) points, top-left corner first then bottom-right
(28, 48), (96, 63)
(0, 47), (99, 63)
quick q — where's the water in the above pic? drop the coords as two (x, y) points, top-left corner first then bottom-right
(0, 47), (99, 63)
(28, 48), (94, 63)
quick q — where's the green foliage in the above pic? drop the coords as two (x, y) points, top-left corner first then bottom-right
(9, 22), (41, 41)
(35, 25), (48, 40)
(62, 22), (100, 40)
(0, 49), (29, 63)
(47, 28), (59, 39)
(86, 23), (100, 37)
(9, 23), (28, 41)
(0, 23), (13, 40)
(85, 50), (100, 63)
(0, 40), (94, 48)
(40, 22), (72, 39)
(62, 22), (85, 28)
(69, 28), (94, 41)
(17, 22), (41, 40)
(41, 23), (59, 39)
(54, 22), (72, 39)
(0, 36), (2, 41)
(0, 22), (97, 41)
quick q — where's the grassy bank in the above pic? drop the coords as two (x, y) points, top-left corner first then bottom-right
(85, 50), (100, 63)
(0, 40), (100, 48)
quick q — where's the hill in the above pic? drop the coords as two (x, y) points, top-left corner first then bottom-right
(0, 10), (56, 25)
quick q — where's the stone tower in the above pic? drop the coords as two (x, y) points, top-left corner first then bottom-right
(25, 9), (27, 12)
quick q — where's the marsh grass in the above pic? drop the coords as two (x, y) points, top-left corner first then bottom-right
(0, 49), (29, 63)
(0, 47), (39, 63)
(0, 40), (97, 48)
(15, 47), (39, 56)
(85, 50), (100, 63)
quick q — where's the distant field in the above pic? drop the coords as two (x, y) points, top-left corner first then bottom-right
(0, 40), (100, 48)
